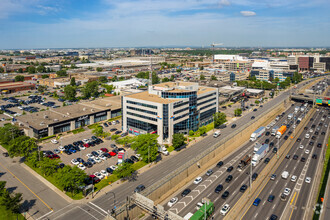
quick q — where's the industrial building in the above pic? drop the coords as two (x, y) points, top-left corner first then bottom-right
(0, 82), (36, 93)
(122, 82), (219, 144)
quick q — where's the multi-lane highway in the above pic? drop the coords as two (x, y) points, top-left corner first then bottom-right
(165, 104), (307, 219)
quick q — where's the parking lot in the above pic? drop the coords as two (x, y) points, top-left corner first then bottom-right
(40, 121), (137, 177)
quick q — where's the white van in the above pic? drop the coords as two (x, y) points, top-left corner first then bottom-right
(213, 131), (221, 138)
(305, 133), (310, 139)
(282, 171), (289, 179)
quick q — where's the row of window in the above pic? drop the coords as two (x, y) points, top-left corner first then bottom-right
(127, 111), (157, 122)
(127, 117), (157, 133)
(126, 100), (157, 109)
(127, 106), (157, 115)
(200, 102), (216, 111)
(198, 97), (217, 106)
(174, 106), (189, 115)
(174, 113), (189, 121)
(197, 92), (216, 101)
(200, 107), (216, 121)
(173, 101), (189, 109)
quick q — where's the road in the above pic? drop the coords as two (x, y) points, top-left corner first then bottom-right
(44, 79), (319, 220)
(241, 106), (329, 219)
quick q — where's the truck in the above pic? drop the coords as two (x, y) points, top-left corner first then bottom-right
(276, 125), (287, 138)
(250, 127), (265, 141)
(288, 113), (293, 119)
(271, 126), (279, 136)
(237, 155), (252, 171)
(213, 130), (221, 138)
(253, 142), (262, 154)
(251, 144), (269, 166)
(189, 198), (214, 220)
(300, 106), (306, 112)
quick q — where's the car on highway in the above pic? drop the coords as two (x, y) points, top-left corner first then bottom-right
(221, 191), (230, 199)
(301, 157), (306, 162)
(217, 161), (224, 167)
(296, 138), (301, 142)
(206, 169), (213, 176)
(291, 175), (297, 182)
(284, 135), (289, 140)
(269, 214), (278, 220)
(220, 204), (230, 216)
(305, 177), (311, 183)
(227, 166), (233, 172)
(193, 177), (203, 184)
(285, 154), (290, 159)
(134, 184), (145, 193)
(268, 195), (275, 203)
(317, 143), (322, 148)
(283, 188), (291, 196)
(265, 139), (270, 144)
(215, 184), (223, 193)
(231, 124), (236, 128)
(240, 184), (247, 192)
(181, 189), (191, 197)
(270, 174), (276, 180)
(293, 155), (298, 160)
(273, 148), (278, 153)
(309, 141), (314, 146)
(167, 197), (178, 207)
(312, 154), (318, 159)
(253, 109), (257, 112)
(253, 198), (261, 206)
(305, 149), (310, 154)
(299, 144), (304, 149)
(225, 175), (233, 183)
(304, 126), (308, 130)
(265, 131), (270, 136)
(270, 142), (274, 147)
(264, 158), (270, 164)
(252, 173), (258, 181)
(321, 131), (326, 135)
(251, 116), (255, 120)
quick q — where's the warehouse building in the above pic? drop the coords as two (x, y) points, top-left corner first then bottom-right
(0, 82), (35, 94)
(122, 82), (219, 144)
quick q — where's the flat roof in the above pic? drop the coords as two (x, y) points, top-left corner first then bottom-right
(155, 81), (197, 88)
(0, 82), (35, 89)
(197, 86), (217, 95)
(126, 91), (180, 104)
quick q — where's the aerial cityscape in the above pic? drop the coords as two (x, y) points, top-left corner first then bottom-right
(0, 1), (329, 220)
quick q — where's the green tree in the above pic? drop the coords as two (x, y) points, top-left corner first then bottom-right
(198, 126), (207, 135)
(27, 66), (36, 74)
(42, 74), (49, 79)
(70, 64), (77, 69)
(96, 67), (103, 72)
(199, 66), (204, 70)
(211, 75), (217, 81)
(103, 84), (114, 94)
(249, 75), (257, 81)
(18, 68), (23, 73)
(274, 77), (280, 83)
(189, 130), (194, 136)
(70, 77), (76, 86)
(0, 124), (21, 145)
(234, 108), (242, 117)
(162, 77), (170, 82)
(200, 74), (205, 80)
(8, 136), (37, 158)
(0, 190), (22, 213)
(131, 134), (159, 163)
(37, 65), (46, 73)
(213, 112), (227, 128)
(92, 125), (104, 137)
(14, 75), (24, 82)
(0, 67), (4, 73)
(55, 165), (87, 196)
(136, 72), (149, 79)
(82, 81), (99, 98)
(170, 74), (175, 81)
(172, 133), (185, 149)
(176, 69), (182, 73)
(56, 70), (67, 77)
(255, 100), (260, 104)
(37, 85), (46, 93)
(99, 76), (108, 83)
(39, 157), (60, 177)
(64, 85), (76, 101)
(113, 162), (135, 179)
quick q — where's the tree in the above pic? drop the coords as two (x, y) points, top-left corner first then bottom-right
(64, 85), (76, 101)
(92, 125), (104, 137)
(211, 75), (217, 81)
(274, 77), (280, 83)
(96, 67), (103, 72)
(37, 65), (46, 73)
(176, 69), (182, 73)
(27, 66), (36, 74)
(39, 157), (60, 177)
(14, 75), (24, 82)
(42, 74), (49, 79)
(0, 67), (4, 73)
(131, 134), (159, 163)
(56, 70), (67, 77)
(8, 136), (37, 158)
(70, 77), (76, 86)
(37, 85), (46, 93)
(162, 77), (170, 82)
(200, 66), (204, 70)
(189, 130), (194, 136)
(213, 112), (227, 128)
(172, 133), (185, 149)
(82, 81), (99, 98)
(255, 100), (260, 104)
(200, 74), (205, 80)
(249, 75), (257, 81)
(18, 68), (23, 73)
(99, 76), (108, 83)
(113, 162), (135, 179)
(198, 126), (207, 135)
(234, 108), (242, 117)
(0, 124), (21, 145)
(55, 165), (87, 196)
(0, 190), (22, 213)
(103, 84), (114, 94)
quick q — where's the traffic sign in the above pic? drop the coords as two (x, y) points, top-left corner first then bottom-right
(316, 99), (322, 105)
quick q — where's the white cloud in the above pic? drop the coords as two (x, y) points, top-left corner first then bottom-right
(240, 11), (256, 16)
(219, 0), (231, 7)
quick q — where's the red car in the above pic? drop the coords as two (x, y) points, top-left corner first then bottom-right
(47, 154), (60, 159)
(100, 148), (108, 153)
(89, 175), (100, 184)
(83, 143), (90, 148)
(109, 151), (117, 156)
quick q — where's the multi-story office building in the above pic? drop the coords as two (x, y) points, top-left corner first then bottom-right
(298, 56), (314, 71)
(122, 82), (219, 144)
(319, 57), (330, 70)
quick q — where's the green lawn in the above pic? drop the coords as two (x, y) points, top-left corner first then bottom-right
(72, 128), (85, 134)
(0, 205), (25, 220)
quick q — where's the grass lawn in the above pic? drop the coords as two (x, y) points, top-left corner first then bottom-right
(0, 205), (25, 220)
(167, 146), (175, 152)
(87, 123), (100, 130)
(72, 128), (85, 134)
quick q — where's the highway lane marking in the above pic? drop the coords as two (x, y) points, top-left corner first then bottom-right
(288, 191), (299, 220)
(52, 206), (82, 220)
(46, 204), (75, 218)
(77, 206), (100, 220)
(272, 204), (276, 209)
(36, 210), (54, 220)
(290, 192), (297, 205)
(88, 202), (108, 215)
(0, 161), (53, 211)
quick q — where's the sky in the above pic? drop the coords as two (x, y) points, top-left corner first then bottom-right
(0, 0), (329, 49)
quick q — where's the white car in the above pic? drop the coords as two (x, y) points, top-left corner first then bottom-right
(100, 170), (109, 177)
(110, 165), (117, 170)
(77, 164), (86, 170)
(97, 150), (103, 155)
(283, 188), (291, 196)
(193, 177), (202, 184)
(98, 154), (107, 161)
(167, 197), (178, 207)
(51, 139), (58, 144)
(82, 139), (89, 143)
(291, 175), (297, 182)
(305, 149), (310, 154)
(79, 145), (86, 150)
(94, 172), (104, 179)
(86, 153), (94, 159)
(94, 157), (102, 163)
(71, 159), (79, 165)
(220, 204), (230, 216)
(53, 149), (60, 154)
(58, 146), (65, 151)
(305, 177), (311, 183)
(309, 129), (313, 133)
(299, 145), (304, 149)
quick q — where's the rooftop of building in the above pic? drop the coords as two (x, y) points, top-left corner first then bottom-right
(0, 82), (35, 89)
(125, 91), (180, 104)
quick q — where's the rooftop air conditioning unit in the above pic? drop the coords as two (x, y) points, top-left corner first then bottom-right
(40, 122), (45, 125)
(53, 119), (58, 122)
(83, 108), (86, 111)
(44, 115), (48, 119)
(91, 109), (94, 112)
(67, 112), (70, 115)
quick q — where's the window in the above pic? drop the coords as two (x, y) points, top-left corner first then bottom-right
(126, 100), (157, 109)
(198, 97), (217, 106)
(197, 92), (216, 101)
(174, 107), (189, 115)
(127, 111), (157, 122)
(127, 106), (157, 115)
(200, 102), (216, 111)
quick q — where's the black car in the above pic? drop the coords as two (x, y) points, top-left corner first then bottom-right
(296, 138), (301, 142)
(285, 154), (290, 159)
(217, 161), (224, 168)
(321, 131), (326, 135)
(221, 191), (230, 199)
(63, 149), (72, 155)
(315, 131), (319, 135)
(265, 139), (270, 144)
(252, 173), (258, 181)
(125, 159), (134, 164)
(264, 158), (270, 164)
(106, 167), (114, 174)
(240, 184), (247, 192)
(284, 135), (289, 140)
(110, 128), (117, 132)
(130, 155), (139, 162)
(273, 148), (278, 153)
(58, 163), (65, 169)
(287, 124), (290, 129)
(265, 131), (270, 136)
(312, 154), (317, 159)
(268, 195), (275, 202)
(85, 162), (93, 168)
(91, 151), (99, 157)
(134, 184), (145, 193)
(251, 116), (255, 120)
(270, 142), (274, 147)
(309, 141), (314, 146)
(288, 131), (292, 135)
(111, 144), (117, 148)
(76, 158), (85, 163)
(231, 124), (236, 129)
(312, 124), (316, 128)
(225, 175), (233, 183)
(215, 184), (223, 193)
(317, 143), (322, 148)
(103, 123), (109, 127)
(301, 157), (306, 162)
(253, 109), (257, 112)
(181, 188), (191, 197)
(227, 166), (233, 172)
(304, 127), (308, 130)
(115, 130), (122, 135)
(121, 132), (128, 137)
(103, 153), (111, 158)
(293, 155), (298, 160)
(269, 214), (278, 220)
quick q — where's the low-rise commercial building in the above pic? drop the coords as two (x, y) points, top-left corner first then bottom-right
(122, 82), (219, 144)
(0, 82), (35, 93)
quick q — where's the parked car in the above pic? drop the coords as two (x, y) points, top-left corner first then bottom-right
(134, 184), (145, 193)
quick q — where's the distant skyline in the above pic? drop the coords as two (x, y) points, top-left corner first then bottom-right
(1, 0), (329, 49)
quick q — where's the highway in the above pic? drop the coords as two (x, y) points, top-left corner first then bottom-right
(241, 107), (329, 220)
(166, 104), (305, 219)
(45, 79), (318, 220)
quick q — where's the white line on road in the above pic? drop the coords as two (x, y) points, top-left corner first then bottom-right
(272, 204), (276, 209)
(89, 202), (108, 215)
(78, 207), (100, 220)
(36, 210), (54, 220)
